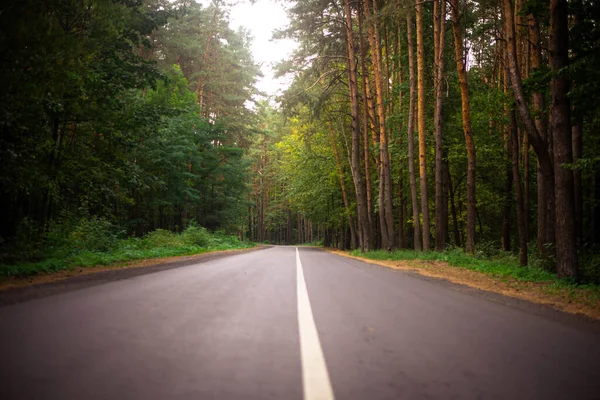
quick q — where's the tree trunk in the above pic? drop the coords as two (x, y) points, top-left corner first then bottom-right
(365, 0), (394, 250)
(406, 13), (422, 251)
(502, 160), (513, 252)
(416, 0), (431, 250)
(572, 118), (583, 244)
(571, 5), (583, 246)
(511, 110), (528, 265)
(449, 172), (462, 247)
(527, 14), (555, 258)
(287, 206), (293, 245)
(450, 0), (477, 253)
(550, 0), (577, 279)
(434, 0), (447, 251)
(397, 18), (405, 249)
(502, 63), (513, 253)
(505, 0), (555, 261)
(344, 0), (371, 251)
(357, 3), (375, 247)
(329, 121), (358, 249)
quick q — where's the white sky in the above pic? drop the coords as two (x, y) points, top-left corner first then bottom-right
(200, 0), (297, 97)
(229, 1), (297, 97)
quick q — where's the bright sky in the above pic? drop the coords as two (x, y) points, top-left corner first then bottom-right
(200, 0), (297, 97)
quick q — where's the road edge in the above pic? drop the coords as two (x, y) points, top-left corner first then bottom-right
(322, 247), (600, 332)
(0, 245), (271, 306)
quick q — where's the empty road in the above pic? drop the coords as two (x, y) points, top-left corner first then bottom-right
(1, 246), (599, 399)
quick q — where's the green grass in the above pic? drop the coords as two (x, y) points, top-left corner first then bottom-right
(349, 248), (594, 288)
(0, 225), (255, 278)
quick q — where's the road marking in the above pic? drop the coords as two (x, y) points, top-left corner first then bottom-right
(296, 248), (335, 400)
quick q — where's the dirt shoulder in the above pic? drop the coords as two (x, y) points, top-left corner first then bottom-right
(326, 249), (600, 321)
(0, 246), (269, 306)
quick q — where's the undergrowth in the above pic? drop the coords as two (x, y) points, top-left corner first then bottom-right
(349, 248), (599, 290)
(0, 220), (254, 278)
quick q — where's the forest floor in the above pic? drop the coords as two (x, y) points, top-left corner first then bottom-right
(0, 246), (262, 293)
(328, 249), (600, 320)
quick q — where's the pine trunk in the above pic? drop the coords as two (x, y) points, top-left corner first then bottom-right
(365, 0), (394, 250)
(357, 6), (375, 246)
(406, 13), (422, 251)
(329, 121), (358, 249)
(416, 0), (431, 250)
(511, 110), (528, 265)
(505, 0), (555, 263)
(344, 0), (371, 251)
(451, 0), (477, 253)
(434, 0), (447, 251)
(550, 0), (577, 279)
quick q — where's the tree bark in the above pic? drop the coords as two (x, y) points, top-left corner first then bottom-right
(406, 12), (422, 251)
(550, 0), (577, 279)
(504, 0), (555, 263)
(450, 0), (477, 254)
(329, 121), (358, 249)
(397, 17), (405, 248)
(344, 0), (371, 251)
(416, 0), (431, 250)
(357, 5), (375, 247)
(571, 1), (583, 246)
(449, 172), (462, 247)
(365, 0), (395, 250)
(434, 0), (447, 251)
(511, 109), (528, 265)
(502, 159), (513, 252)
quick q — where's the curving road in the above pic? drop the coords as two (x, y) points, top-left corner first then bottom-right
(1, 246), (599, 399)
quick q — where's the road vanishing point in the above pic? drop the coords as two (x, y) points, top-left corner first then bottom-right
(1, 246), (599, 399)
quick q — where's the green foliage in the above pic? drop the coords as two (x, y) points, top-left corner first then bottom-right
(0, 0), (259, 261)
(0, 224), (254, 278)
(63, 217), (121, 254)
(351, 249), (563, 284)
(180, 221), (213, 247)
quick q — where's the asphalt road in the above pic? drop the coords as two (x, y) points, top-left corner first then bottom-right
(1, 246), (599, 399)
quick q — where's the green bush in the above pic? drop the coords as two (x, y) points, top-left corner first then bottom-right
(181, 221), (213, 247)
(69, 217), (121, 253)
(45, 216), (120, 256)
(0, 220), (255, 277)
(142, 229), (182, 248)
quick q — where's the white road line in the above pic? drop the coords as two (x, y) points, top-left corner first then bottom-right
(296, 247), (335, 400)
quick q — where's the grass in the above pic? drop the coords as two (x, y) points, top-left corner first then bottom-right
(0, 225), (255, 278)
(350, 248), (600, 294)
(351, 248), (562, 282)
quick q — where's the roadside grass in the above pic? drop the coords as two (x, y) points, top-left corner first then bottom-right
(0, 223), (255, 278)
(347, 248), (600, 318)
(350, 248), (560, 283)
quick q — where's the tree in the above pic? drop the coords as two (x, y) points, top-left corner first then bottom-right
(450, 0), (476, 253)
(406, 11), (422, 251)
(550, 0), (577, 279)
(345, 0), (372, 251)
(433, 0), (447, 251)
(416, 0), (431, 250)
(364, 0), (395, 250)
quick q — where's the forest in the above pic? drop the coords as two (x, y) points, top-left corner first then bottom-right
(1, 0), (599, 284)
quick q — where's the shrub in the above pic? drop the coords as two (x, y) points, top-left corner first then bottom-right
(69, 217), (121, 253)
(44, 216), (120, 256)
(181, 221), (213, 247)
(142, 229), (182, 248)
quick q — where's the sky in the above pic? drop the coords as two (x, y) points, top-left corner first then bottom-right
(200, 0), (298, 97)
